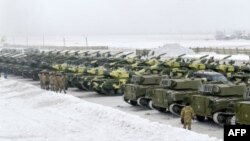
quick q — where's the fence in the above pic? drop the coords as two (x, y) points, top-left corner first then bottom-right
(1, 44), (109, 51)
(190, 47), (250, 55)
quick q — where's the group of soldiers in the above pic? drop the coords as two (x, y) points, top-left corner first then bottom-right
(39, 71), (68, 94)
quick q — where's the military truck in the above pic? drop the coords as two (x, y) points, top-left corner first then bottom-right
(141, 71), (229, 110)
(234, 89), (250, 125)
(191, 82), (247, 125)
(151, 78), (202, 113)
(123, 74), (168, 106)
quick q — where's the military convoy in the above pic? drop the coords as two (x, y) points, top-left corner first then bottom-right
(1, 48), (250, 126)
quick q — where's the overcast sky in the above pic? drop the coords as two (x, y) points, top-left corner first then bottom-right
(1, 0), (250, 36)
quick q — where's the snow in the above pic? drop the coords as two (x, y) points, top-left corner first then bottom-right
(0, 78), (221, 141)
(152, 43), (195, 57)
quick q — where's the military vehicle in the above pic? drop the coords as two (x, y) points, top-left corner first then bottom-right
(188, 55), (209, 71)
(139, 71), (229, 109)
(91, 68), (130, 95)
(130, 53), (166, 71)
(235, 102), (250, 125)
(83, 67), (107, 90)
(191, 82), (247, 125)
(123, 74), (168, 106)
(215, 61), (239, 78)
(151, 78), (202, 113)
(233, 88), (250, 125)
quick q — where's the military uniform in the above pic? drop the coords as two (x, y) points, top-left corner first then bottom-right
(40, 73), (45, 89)
(52, 75), (57, 92)
(55, 75), (61, 93)
(45, 73), (50, 90)
(49, 73), (55, 91)
(181, 105), (195, 130)
(59, 75), (67, 93)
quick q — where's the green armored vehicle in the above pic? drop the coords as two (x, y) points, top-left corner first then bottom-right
(151, 78), (202, 113)
(234, 90), (250, 125)
(139, 71), (228, 109)
(191, 83), (247, 125)
(123, 74), (168, 106)
(91, 68), (130, 95)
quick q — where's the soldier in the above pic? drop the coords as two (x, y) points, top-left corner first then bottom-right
(49, 72), (55, 91)
(59, 73), (67, 94)
(41, 73), (46, 89)
(52, 73), (58, 92)
(180, 103), (195, 130)
(45, 72), (50, 90)
(55, 73), (61, 93)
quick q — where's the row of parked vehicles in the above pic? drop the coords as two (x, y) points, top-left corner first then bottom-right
(0, 49), (250, 126)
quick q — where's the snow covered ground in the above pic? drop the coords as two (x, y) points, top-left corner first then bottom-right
(0, 78), (222, 141)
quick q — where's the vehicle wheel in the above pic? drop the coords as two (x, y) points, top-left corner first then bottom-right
(196, 115), (205, 122)
(148, 100), (154, 109)
(137, 97), (148, 107)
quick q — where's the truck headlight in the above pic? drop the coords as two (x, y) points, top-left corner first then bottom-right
(213, 86), (220, 93)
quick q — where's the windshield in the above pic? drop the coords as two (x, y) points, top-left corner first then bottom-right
(208, 74), (228, 82)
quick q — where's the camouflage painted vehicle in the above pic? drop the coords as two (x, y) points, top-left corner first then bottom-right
(207, 56), (240, 78)
(123, 74), (168, 106)
(188, 55), (209, 71)
(91, 68), (130, 95)
(73, 67), (106, 90)
(130, 53), (166, 71)
(67, 65), (87, 87)
(82, 67), (107, 90)
(151, 78), (202, 113)
(234, 89), (250, 125)
(191, 83), (247, 125)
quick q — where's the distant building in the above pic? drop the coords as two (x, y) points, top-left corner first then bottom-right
(215, 31), (250, 40)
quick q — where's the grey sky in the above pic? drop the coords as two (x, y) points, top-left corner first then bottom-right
(1, 0), (250, 36)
